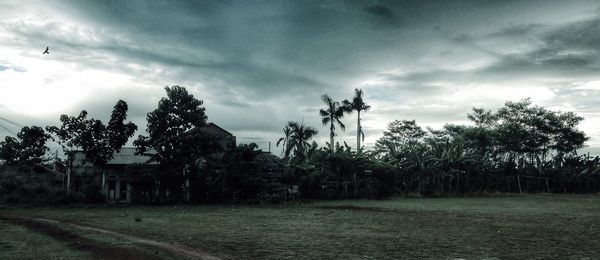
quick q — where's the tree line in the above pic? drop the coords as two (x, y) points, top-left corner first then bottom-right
(1, 85), (599, 205)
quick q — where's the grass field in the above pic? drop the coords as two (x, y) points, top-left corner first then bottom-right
(2, 194), (600, 259)
(0, 221), (91, 259)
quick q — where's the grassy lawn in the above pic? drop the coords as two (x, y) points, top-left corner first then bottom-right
(3, 194), (600, 259)
(0, 221), (91, 260)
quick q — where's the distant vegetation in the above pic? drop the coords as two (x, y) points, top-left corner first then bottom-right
(1, 85), (599, 205)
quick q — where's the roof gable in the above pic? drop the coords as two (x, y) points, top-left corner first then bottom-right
(200, 122), (233, 137)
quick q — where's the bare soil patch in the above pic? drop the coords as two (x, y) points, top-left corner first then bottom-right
(0, 215), (222, 260)
(315, 205), (388, 212)
(1, 216), (162, 260)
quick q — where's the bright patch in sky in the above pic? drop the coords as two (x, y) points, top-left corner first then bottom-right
(0, 48), (133, 115)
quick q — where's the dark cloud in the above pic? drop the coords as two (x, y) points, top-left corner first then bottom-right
(542, 18), (600, 50)
(4, 0), (600, 150)
(474, 18), (600, 78)
(488, 23), (543, 38)
(364, 5), (395, 19)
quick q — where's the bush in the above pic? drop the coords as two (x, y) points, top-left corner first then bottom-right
(0, 175), (103, 205)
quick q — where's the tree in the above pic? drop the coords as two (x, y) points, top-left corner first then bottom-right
(320, 94), (349, 153)
(374, 120), (426, 158)
(343, 88), (371, 153)
(287, 121), (319, 159)
(134, 86), (211, 165)
(17, 126), (50, 166)
(46, 100), (137, 193)
(0, 126), (49, 167)
(217, 143), (263, 200)
(276, 125), (292, 159)
(490, 98), (589, 170)
(133, 86), (219, 202)
(0, 136), (20, 165)
(75, 102), (137, 167)
(46, 110), (88, 160)
(467, 107), (496, 127)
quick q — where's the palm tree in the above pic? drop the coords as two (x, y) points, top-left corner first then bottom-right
(320, 94), (349, 153)
(343, 88), (371, 153)
(288, 121), (318, 155)
(276, 125), (292, 159)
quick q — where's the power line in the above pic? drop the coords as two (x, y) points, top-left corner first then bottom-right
(0, 122), (17, 136)
(0, 115), (24, 128)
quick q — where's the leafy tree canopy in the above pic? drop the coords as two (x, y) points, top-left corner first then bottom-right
(0, 126), (49, 166)
(46, 100), (137, 167)
(134, 86), (216, 167)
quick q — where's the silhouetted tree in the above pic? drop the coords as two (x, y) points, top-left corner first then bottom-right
(47, 100), (137, 193)
(277, 125), (292, 159)
(343, 88), (371, 153)
(287, 121), (319, 158)
(133, 86), (220, 202)
(80, 100), (138, 166)
(320, 94), (349, 153)
(0, 126), (49, 167)
(17, 126), (50, 167)
(0, 136), (20, 165)
(374, 119), (426, 161)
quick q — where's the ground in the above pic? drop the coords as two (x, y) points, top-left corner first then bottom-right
(1, 194), (599, 259)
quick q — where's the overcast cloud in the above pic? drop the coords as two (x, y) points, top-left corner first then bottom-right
(2, 0), (600, 154)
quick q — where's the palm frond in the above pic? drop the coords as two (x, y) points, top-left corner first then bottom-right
(319, 109), (329, 117)
(337, 119), (346, 131)
(276, 137), (285, 146)
(321, 94), (333, 105)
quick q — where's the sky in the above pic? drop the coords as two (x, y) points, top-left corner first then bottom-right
(2, 0), (600, 155)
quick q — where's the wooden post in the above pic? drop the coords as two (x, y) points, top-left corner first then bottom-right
(185, 178), (190, 202)
(126, 183), (132, 202)
(67, 170), (71, 195)
(183, 166), (190, 202)
(517, 175), (522, 194)
(353, 172), (357, 197)
(101, 172), (106, 195)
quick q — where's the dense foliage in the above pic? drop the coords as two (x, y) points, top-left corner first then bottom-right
(134, 86), (213, 166)
(2, 86), (600, 205)
(132, 86), (225, 203)
(46, 100), (137, 167)
(0, 126), (49, 168)
(43, 100), (137, 195)
(368, 98), (593, 195)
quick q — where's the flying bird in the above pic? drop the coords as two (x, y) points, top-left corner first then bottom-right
(42, 46), (49, 54)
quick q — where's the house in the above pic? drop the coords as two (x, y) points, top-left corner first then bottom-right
(185, 122), (236, 157)
(70, 122), (236, 203)
(71, 147), (154, 202)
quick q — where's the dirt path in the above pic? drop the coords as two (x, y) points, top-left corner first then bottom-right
(0, 216), (222, 260)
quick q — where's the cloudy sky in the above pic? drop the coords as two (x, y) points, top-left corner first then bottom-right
(2, 0), (600, 154)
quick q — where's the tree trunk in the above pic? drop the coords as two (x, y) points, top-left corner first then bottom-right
(353, 172), (357, 197)
(330, 123), (334, 153)
(183, 166), (190, 202)
(66, 148), (74, 195)
(67, 171), (71, 195)
(101, 172), (106, 195)
(455, 171), (460, 193)
(357, 111), (361, 153)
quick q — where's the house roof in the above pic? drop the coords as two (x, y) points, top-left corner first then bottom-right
(106, 147), (155, 165)
(255, 152), (285, 173)
(73, 147), (156, 166)
(72, 123), (233, 166)
(199, 122), (233, 137)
